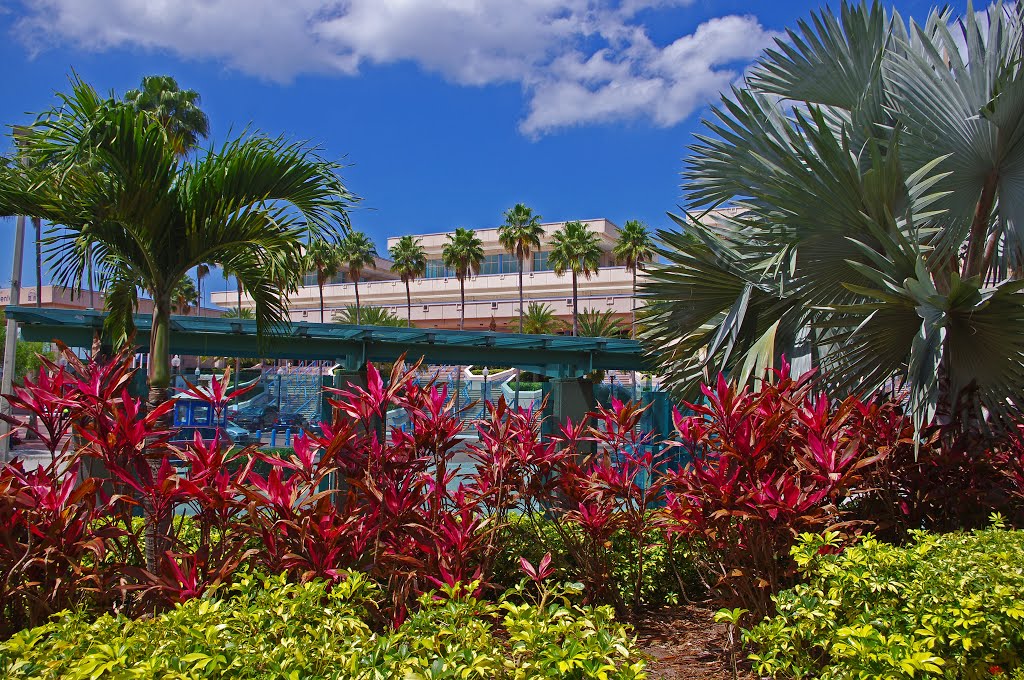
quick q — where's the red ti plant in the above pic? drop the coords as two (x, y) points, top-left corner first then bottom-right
(663, 362), (889, 618)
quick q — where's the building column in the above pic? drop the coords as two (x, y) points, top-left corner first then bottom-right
(549, 376), (595, 432)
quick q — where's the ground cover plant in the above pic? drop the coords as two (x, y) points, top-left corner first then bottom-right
(745, 522), (1024, 679)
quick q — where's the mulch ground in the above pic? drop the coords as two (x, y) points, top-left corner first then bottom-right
(631, 605), (753, 680)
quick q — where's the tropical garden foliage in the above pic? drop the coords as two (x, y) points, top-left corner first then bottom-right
(643, 1), (1024, 435)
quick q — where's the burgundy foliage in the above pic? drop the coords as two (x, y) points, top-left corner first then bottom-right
(2, 348), (1022, 637)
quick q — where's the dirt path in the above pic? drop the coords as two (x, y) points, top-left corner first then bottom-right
(632, 605), (752, 680)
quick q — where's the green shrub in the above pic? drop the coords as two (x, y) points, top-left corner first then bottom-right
(745, 521), (1024, 678)
(0, 572), (646, 679)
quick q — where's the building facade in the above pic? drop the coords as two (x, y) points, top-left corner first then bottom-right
(212, 218), (641, 332)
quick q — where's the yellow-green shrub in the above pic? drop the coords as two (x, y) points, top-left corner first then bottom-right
(0, 572), (646, 679)
(745, 521), (1024, 679)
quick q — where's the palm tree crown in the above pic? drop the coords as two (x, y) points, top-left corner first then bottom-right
(499, 203), (544, 333)
(644, 1), (1024, 434)
(511, 302), (559, 335)
(339, 230), (377, 326)
(389, 235), (427, 327)
(305, 238), (342, 323)
(613, 220), (654, 338)
(170, 275), (199, 315)
(549, 221), (602, 337)
(442, 228), (484, 331)
(124, 75), (210, 157)
(1, 77), (355, 391)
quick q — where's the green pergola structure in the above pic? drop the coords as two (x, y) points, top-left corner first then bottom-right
(5, 305), (656, 429)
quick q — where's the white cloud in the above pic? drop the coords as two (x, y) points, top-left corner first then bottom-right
(16, 0), (778, 136)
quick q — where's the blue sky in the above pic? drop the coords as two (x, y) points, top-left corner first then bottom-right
(0, 0), (958, 302)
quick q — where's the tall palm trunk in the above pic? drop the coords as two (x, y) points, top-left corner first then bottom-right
(963, 170), (999, 278)
(459, 277), (466, 331)
(145, 293), (173, 575)
(318, 275), (326, 323)
(518, 259), (524, 334)
(196, 276), (202, 317)
(353, 278), (361, 325)
(631, 267), (637, 339)
(571, 271), (579, 337)
(405, 278), (412, 327)
(33, 217), (42, 307)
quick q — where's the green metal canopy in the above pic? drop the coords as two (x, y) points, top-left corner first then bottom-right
(4, 306), (650, 377)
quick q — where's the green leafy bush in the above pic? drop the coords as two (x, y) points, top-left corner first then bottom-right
(0, 572), (646, 679)
(745, 522), (1024, 678)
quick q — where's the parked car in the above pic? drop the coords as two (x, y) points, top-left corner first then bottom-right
(224, 420), (259, 446)
(268, 412), (308, 432)
(229, 405), (279, 431)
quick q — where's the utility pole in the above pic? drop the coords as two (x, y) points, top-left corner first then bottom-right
(0, 215), (27, 463)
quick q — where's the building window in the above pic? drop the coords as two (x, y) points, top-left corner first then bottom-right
(480, 254), (501, 276)
(533, 251), (552, 272)
(425, 259), (452, 279)
(501, 255), (517, 274)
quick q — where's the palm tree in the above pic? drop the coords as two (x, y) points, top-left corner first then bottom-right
(511, 301), (559, 335)
(613, 220), (654, 338)
(389, 235), (427, 327)
(334, 305), (405, 327)
(499, 203), (544, 334)
(644, 2), (1024, 434)
(305, 238), (342, 323)
(338, 231), (377, 325)
(171, 275), (199, 315)
(124, 75), (210, 157)
(549, 221), (602, 337)
(442, 228), (485, 331)
(0, 78), (356, 571)
(570, 308), (625, 338)
(223, 306), (255, 319)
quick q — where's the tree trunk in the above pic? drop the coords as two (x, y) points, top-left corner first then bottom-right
(572, 272), (579, 337)
(963, 170), (1000, 279)
(354, 279), (361, 325)
(33, 217), (42, 308)
(234, 280), (242, 394)
(518, 261), (524, 334)
(459, 277), (466, 331)
(145, 294), (173, 576)
(405, 279), (412, 328)
(318, 278), (325, 324)
(631, 267), (637, 338)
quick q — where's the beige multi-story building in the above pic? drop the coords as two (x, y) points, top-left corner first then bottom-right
(211, 218), (640, 331)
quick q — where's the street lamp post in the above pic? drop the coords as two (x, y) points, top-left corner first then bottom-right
(482, 366), (490, 404)
(171, 355), (181, 380)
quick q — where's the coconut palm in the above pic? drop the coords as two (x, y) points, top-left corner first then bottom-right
(570, 308), (625, 338)
(124, 75), (210, 157)
(0, 78), (355, 570)
(442, 228), (485, 331)
(613, 220), (654, 338)
(170, 275), (199, 315)
(334, 305), (405, 327)
(389, 235), (427, 327)
(643, 2), (1024, 434)
(511, 301), (559, 335)
(305, 238), (342, 323)
(549, 221), (602, 337)
(499, 203), (544, 333)
(338, 231), (377, 325)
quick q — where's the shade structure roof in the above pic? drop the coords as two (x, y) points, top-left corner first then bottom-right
(5, 306), (650, 377)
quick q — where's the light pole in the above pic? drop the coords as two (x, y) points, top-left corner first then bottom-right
(171, 355), (181, 379)
(482, 366), (489, 404)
